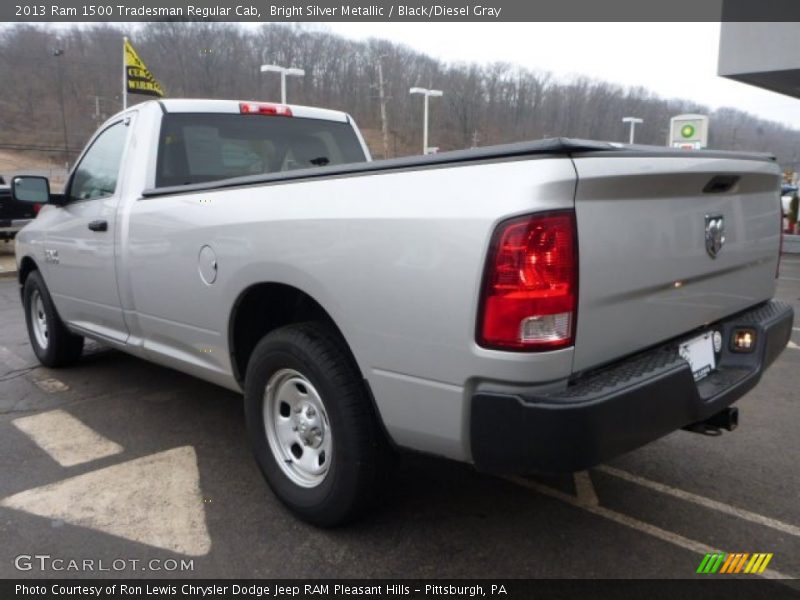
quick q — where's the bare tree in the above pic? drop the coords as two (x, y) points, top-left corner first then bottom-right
(1, 22), (799, 173)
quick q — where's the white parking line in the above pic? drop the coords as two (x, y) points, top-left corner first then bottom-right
(13, 410), (123, 467)
(507, 475), (792, 580)
(573, 471), (599, 507)
(0, 446), (211, 556)
(788, 341), (799, 350)
(596, 465), (800, 539)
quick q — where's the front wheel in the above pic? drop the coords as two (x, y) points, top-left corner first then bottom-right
(23, 270), (84, 367)
(244, 322), (389, 526)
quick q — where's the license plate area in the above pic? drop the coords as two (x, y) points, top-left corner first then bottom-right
(679, 331), (716, 382)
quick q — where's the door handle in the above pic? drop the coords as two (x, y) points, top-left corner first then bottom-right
(88, 220), (108, 232)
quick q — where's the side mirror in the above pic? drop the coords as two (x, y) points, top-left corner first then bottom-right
(12, 176), (51, 204)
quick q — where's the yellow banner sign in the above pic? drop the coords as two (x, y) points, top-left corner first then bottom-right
(124, 39), (164, 98)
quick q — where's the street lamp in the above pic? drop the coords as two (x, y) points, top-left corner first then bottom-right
(622, 117), (643, 144)
(409, 87), (443, 155)
(260, 64), (305, 104)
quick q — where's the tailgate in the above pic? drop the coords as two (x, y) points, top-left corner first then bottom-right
(572, 154), (781, 373)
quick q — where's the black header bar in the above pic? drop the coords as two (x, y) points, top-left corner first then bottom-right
(5, 579), (800, 600)
(6, 0), (800, 23)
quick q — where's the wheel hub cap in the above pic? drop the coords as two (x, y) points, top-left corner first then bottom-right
(263, 369), (332, 488)
(30, 290), (49, 350)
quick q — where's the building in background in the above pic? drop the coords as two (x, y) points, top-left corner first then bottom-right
(718, 23), (800, 100)
(719, 22), (800, 241)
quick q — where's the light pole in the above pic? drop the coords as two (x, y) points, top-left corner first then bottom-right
(375, 56), (390, 160)
(409, 87), (443, 155)
(260, 64), (305, 104)
(52, 47), (69, 167)
(622, 117), (643, 144)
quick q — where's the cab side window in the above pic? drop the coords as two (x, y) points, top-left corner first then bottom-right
(69, 121), (128, 202)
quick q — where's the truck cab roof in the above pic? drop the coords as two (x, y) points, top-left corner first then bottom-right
(156, 99), (351, 123)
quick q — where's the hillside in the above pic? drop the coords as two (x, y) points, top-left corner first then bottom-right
(0, 150), (67, 186)
(0, 23), (798, 172)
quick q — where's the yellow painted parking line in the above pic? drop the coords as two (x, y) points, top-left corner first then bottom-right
(12, 409), (123, 467)
(597, 465), (800, 539)
(0, 446), (211, 556)
(506, 475), (792, 580)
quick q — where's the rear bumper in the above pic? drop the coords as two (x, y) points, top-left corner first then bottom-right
(470, 300), (794, 474)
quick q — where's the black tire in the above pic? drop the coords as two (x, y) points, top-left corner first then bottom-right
(23, 270), (84, 367)
(244, 322), (389, 527)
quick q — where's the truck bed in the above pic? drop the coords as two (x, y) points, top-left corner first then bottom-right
(142, 138), (776, 198)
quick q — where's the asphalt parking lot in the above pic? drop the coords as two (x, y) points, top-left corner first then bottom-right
(0, 248), (798, 581)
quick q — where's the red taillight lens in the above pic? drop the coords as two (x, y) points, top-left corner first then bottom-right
(33, 203), (42, 215)
(239, 102), (292, 117)
(478, 211), (578, 350)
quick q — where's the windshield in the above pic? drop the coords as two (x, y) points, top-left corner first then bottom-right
(155, 113), (367, 188)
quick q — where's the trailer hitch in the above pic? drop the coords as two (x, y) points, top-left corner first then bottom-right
(683, 407), (739, 436)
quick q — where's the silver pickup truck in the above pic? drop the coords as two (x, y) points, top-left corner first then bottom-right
(11, 99), (794, 526)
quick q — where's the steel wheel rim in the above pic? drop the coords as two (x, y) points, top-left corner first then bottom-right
(263, 368), (332, 488)
(30, 290), (49, 350)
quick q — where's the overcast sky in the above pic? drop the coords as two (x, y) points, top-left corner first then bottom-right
(320, 22), (800, 129)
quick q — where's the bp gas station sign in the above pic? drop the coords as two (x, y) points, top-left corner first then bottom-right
(669, 114), (709, 149)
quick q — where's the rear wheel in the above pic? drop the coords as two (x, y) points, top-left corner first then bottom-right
(244, 322), (389, 526)
(23, 270), (84, 367)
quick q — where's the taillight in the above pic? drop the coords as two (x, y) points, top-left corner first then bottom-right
(33, 203), (42, 215)
(239, 102), (292, 116)
(478, 211), (578, 351)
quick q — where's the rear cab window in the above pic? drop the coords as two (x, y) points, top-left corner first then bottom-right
(155, 113), (367, 188)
